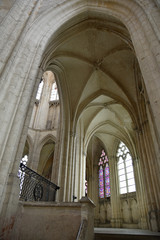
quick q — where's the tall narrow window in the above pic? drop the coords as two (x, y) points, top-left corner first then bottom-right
(50, 82), (59, 101)
(98, 150), (110, 198)
(85, 180), (88, 196)
(18, 155), (28, 196)
(36, 79), (44, 100)
(117, 142), (136, 194)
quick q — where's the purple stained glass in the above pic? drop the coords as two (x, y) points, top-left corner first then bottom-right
(105, 164), (110, 197)
(99, 167), (104, 198)
(105, 176), (110, 184)
(105, 167), (109, 175)
(85, 180), (88, 195)
(106, 186), (110, 195)
(105, 156), (108, 162)
(98, 150), (110, 198)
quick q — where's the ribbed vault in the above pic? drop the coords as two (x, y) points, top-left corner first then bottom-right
(45, 13), (138, 156)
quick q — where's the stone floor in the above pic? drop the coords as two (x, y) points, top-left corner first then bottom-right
(94, 228), (160, 240)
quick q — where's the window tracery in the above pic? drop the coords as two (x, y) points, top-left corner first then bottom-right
(117, 142), (136, 194)
(98, 150), (110, 198)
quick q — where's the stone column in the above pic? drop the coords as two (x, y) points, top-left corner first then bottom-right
(110, 156), (122, 228)
(34, 71), (54, 129)
(74, 131), (81, 201)
(65, 130), (76, 202)
(74, 120), (85, 201)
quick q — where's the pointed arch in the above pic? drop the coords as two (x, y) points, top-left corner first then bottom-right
(117, 141), (136, 194)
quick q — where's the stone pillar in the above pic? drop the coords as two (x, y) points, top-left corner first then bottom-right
(110, 156), (122, 228)
(79, 196), (95, 240)
(74, 120), (85, 201)
(34, 71), (54, 129)
(65, 130), (76, 202)
(135, 107), (160, 230)
(25, 131), (39, 171)
(132, 152), (148, 230)
(74, 131), (81, 201)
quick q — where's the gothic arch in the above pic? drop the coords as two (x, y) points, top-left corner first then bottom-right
(0, 1), (160, 230)
(37, 137), (55, 177)
(75, 91), (138, 132)
(39, 134), (56, 150)
(1, 0), (159, 185)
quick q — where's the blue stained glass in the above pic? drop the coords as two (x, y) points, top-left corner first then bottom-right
(106, 186), (110, 195)
(105, 164), (110, 197)
(105, 168), (109, 175)
(105, 176), (110, 184)
(99, 167), (104, 198)
(98, 150), (111, 198)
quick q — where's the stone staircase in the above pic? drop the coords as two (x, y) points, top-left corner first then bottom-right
(94, 228), (160, 240)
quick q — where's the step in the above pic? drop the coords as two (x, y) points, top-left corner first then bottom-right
(94, 228), (160, 240)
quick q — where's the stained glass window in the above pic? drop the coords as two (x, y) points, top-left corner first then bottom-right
(99, 165), (104, 198)
(98, 150), (110, 198)
(117, 142), (136, 194)
(105, 162), (110, 197)
(85, 180), (88, 196)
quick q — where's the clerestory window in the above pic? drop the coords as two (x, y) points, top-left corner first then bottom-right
(117, 141), (136, 194)
(98, 150), (110, 198)
(36, 79), (44, 100)
(50, 82), (59, 101)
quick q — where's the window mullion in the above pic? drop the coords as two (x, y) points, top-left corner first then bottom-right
(124, 157), (129, 192)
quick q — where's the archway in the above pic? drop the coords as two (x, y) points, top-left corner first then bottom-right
(38, 139), (55, 180)
(0, 1), (160, 234)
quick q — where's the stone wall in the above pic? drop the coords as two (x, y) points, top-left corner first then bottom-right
(11, 197), (95, 240)
(13, 202), (81, 240)
(95, 193), (140, 229)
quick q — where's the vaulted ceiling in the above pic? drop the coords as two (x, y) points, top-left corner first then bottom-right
(45, 11), (139, 156)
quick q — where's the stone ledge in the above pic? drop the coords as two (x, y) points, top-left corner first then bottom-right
(79, 196), (96, 207)
(19, 200), (81, 208)
(94, 228), (160, 236)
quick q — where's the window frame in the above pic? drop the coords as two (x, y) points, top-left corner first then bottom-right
(36, 79), (44, 101)
(98, 149), (111, 199)
(50, 82), (59, 101)
(117, 142), (136, 195)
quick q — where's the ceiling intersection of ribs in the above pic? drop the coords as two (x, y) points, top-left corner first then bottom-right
(45, 13), (139, 151)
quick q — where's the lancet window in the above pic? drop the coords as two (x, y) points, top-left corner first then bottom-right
(50, 82), (59, 101)
(98, 150), (110, 198)
(117, 142), (136, 194)
(36, 79), (44, 100)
